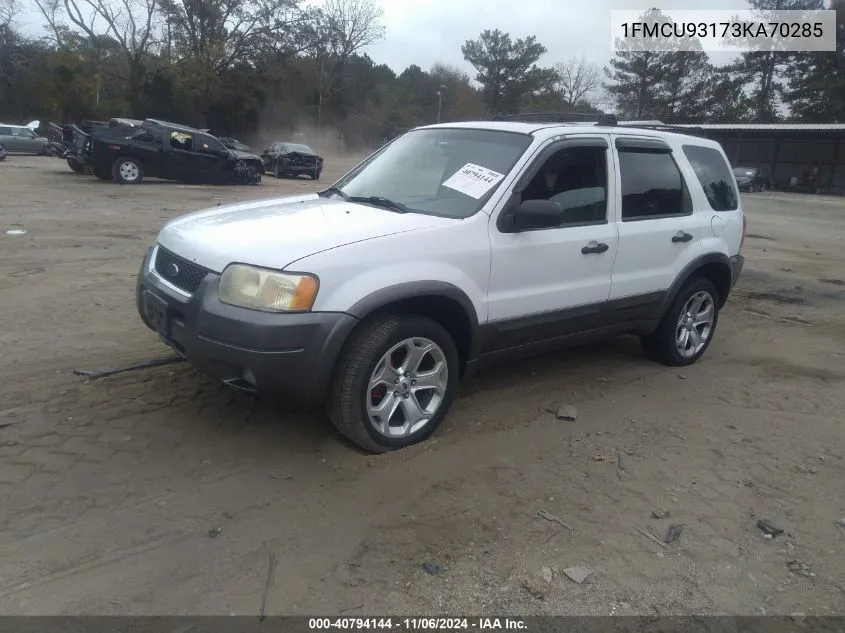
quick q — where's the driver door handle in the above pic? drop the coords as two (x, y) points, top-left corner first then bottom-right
(581, 241), (609, 255)
(672, 231), (693, 243)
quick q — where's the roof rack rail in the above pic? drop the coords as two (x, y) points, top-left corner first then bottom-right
(620, 124), (709, 138)
(491, 112), (616, 124)
(489, 112), (708, 137)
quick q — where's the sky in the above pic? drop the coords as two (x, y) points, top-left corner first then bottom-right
(366, 0), (751, 79)
(15, 0), (761, 79)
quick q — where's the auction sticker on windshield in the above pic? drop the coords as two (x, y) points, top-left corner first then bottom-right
(441, 163), (505, 199)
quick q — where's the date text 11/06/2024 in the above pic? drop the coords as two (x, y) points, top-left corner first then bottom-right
(308, 618), (527, 630)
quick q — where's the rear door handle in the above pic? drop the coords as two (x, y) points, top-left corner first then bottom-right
(581, 241), (609, 254)
(672, 231), (693, 243)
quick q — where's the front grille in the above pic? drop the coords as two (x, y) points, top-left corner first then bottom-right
(154, 246), (210, 293)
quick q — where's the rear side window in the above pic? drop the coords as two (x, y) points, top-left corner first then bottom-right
(618, 150), (692, 220)
(0, 126), (11, 134)
(682, 144), (738, 211)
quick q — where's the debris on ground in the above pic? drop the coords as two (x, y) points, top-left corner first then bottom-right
(834, 518), (845, 528)
(615, 448), (625, 479)
(73, 355), (186, 379)
(757, 519), (784, 537)
(521, 576), (546, 600)
(260, 552), (278, 621)
(556, 405), (577, 421)
(539, 566), (553, 584)
(561, 566), (594, 584)
(423, 563), (441, 575)
(677, 374), (687, 380)
(787, 560), (816, 578)
(207, 527), (222, 538)
(537, 509), (574, 531)
(795, 464), (818, 474)
(6, 229), (26, 235)
(651, 510), (670, 519)
(664, 524), (684, 544)
(636, 526), (669, 549)
(593, 454), (612, 462)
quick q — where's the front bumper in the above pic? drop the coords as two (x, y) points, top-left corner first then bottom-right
(730, 254), (745, 289)
(278, 162), (321, 175)
(135, 246), (358, 405)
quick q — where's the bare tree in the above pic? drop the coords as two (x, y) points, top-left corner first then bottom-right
(31, 0), (69, 45)
(0, 0), (18, 27)
(313, 0), (384, 98)
(31, 0), (159, 114)
(162, 0), (307, 74)
(554, 55), (600, 109)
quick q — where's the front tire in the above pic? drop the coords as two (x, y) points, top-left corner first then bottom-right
(641, 277), (720, 367)
(327, 314), (460, 453)
(112, 157), (144, 184)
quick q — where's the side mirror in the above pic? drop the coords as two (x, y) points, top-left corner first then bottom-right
(501, 199), (565, 232)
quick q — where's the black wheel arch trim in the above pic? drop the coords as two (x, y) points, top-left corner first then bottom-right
(345, 281), (482, 363)
(660, 252), (733, 316)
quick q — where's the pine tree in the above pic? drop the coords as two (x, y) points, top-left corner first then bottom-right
(603, 8), (714, 122)
(785, 22), (845, 121)
(724, 0), (826, 122)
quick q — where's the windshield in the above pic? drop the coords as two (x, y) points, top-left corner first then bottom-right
(332, 128), (532, 218)
(284, 143), (313, 153)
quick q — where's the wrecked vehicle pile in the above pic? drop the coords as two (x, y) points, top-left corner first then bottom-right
(80, 119), (263, 185)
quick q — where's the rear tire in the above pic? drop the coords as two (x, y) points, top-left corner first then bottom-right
(66, 157), (84, 173)
(641, 277), (720, 367)
(327, 314), (460, 453)
(112, 157), (143, 184)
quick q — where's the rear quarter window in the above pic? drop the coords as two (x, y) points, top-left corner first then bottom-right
(0, 126), (11, 135)
(682, 144), (739, 211)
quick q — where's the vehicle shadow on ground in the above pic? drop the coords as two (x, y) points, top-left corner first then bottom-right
(102, 334), (652, 459)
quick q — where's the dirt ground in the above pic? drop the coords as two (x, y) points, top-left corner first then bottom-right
(0, 155), (843, 617)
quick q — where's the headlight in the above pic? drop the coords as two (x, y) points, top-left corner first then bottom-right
(218, 264), (318, 312)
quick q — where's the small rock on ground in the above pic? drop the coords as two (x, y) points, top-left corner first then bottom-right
(423, 563), (441, 575)
(539, 566), (553, 584)
(562, 566), (594, 584)
(556, 405), (578, 421)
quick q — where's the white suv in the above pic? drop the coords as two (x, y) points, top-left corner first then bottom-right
(136, 118), (747, 452)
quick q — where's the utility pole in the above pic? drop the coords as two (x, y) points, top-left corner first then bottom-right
(436, 85), (447, 123)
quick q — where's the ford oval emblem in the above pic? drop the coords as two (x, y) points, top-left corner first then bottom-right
(165, 262), (180, 277)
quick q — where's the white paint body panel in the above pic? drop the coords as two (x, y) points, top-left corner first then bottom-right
(157, 194), (456, 273)
(486, 134), (619, 321)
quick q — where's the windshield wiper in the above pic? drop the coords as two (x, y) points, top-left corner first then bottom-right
(349, 195), (410, 213)
(318, 186), (350, 201)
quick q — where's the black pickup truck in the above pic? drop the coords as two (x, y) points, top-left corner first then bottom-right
(80, 119), (263, 185)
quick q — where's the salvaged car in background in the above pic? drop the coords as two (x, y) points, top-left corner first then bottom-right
(260, 142), (324, 180)
(732, 166), (770, 192)
(0, 120), (51, 155)
(47, 118), (143, 173)
(218, 136), (251, 152)
(81, 119), (263, 185)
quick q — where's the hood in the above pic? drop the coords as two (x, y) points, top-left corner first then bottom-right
(157, 194), (456, 272)
(230, 149), (261, 161)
